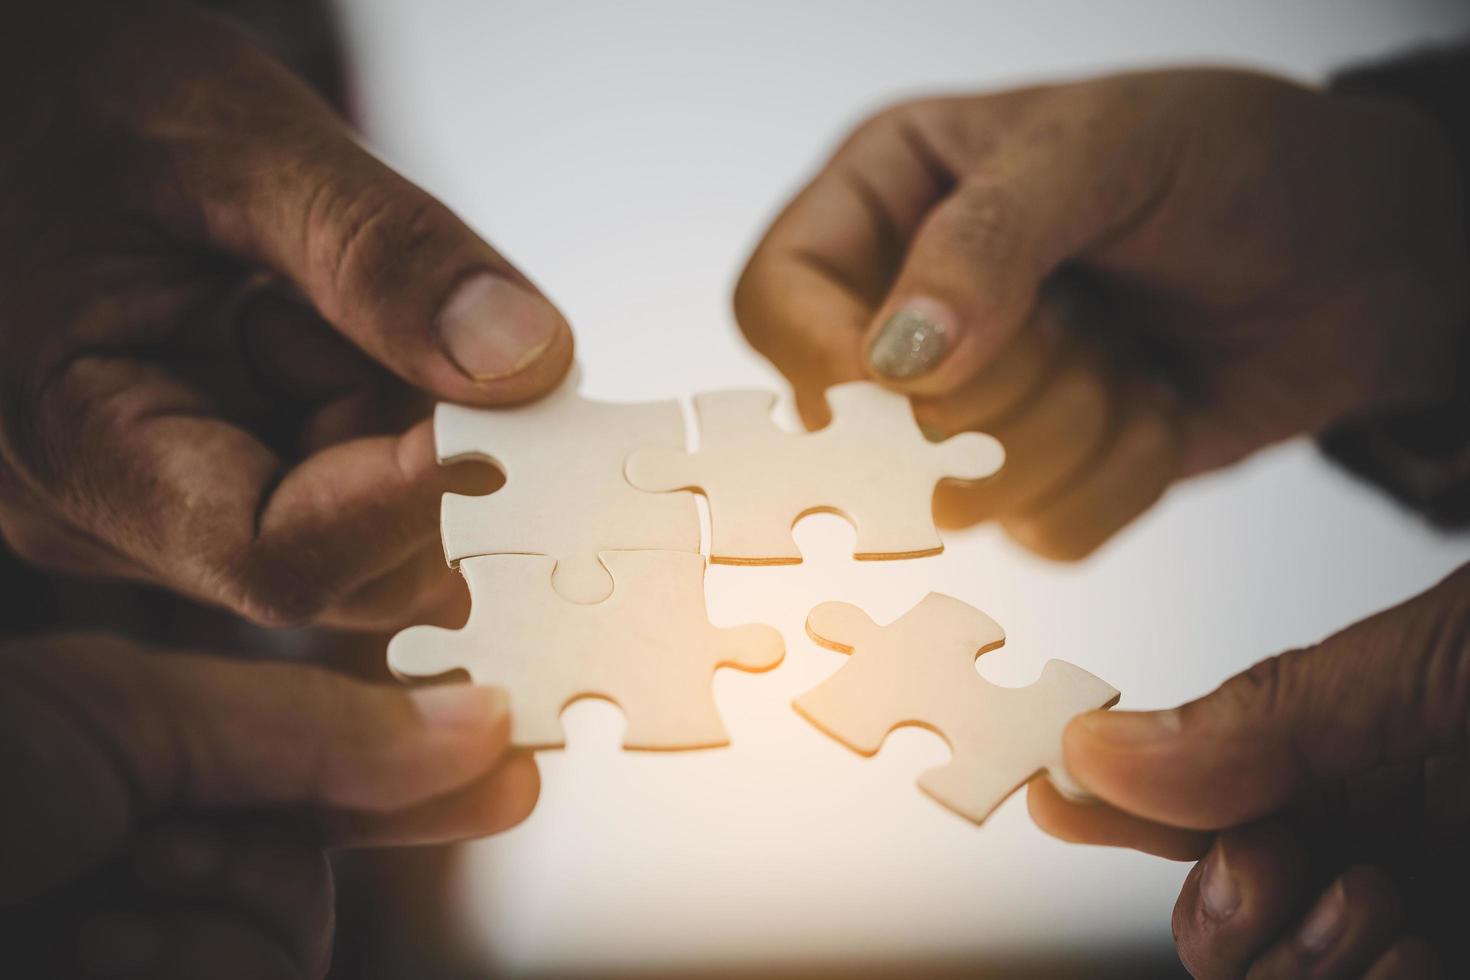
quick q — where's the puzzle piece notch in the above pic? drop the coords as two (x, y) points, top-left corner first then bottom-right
(436, 365), (700, 603)
(388, 551), (784, 750)
(795, 594), (1118, 824)
(624, 381), (1003, 565)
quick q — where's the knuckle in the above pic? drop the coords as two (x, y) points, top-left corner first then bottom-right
(844, 96), (954, 154)
(226, 558), (340, 629)
(732, 256), (777, 349)
(306, 178), (445, 308)
(941, 179), (1027, 260)
(1170, 869), (1215, 979)
(1117, 408), (1177, 466)
(1051, 367), (1110, 431)
(1208, 648), (1312, 736)
(845, 100), (917, 150)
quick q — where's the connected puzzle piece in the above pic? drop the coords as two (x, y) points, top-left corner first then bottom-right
(388, 550), (784, 750)
(624, 381), (1003, 565)
(794, 593), (1118, 824)
(436, 366), (699, 603)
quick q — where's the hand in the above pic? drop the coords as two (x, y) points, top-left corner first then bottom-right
(1027, 563), (1470, 978)
(0, 632), (536, 979)
(0, 0), (573, 630)
(736, 69), (1467, 559)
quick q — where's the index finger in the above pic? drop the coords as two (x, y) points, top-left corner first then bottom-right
(34, 352), (488, 628)
(734, 100), (960, 419)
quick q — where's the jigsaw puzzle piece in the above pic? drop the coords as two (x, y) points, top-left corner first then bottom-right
(797, 597), (1005, 752)
(625, 382), (1003, 565)
(387, 550), (784, 751)
(819, 384), (1004, 558)
(436, 365), (699, 603)
(795, 593), (1117, 824)
(917, 660), (1121, 822)
(625, 389), (806, 564)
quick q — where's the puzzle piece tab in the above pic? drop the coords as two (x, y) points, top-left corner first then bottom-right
(624, 381), (1002, 564)
(437, 366), (699, 603)
(388, 551), (784, 750)
(795, 594), (1118, 824)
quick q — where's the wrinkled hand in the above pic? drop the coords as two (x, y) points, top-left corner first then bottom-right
(0, 632), (536, 979)
(736, 69), (1466, 559)
(1029, 564), (1470, 978)
(0, 0), (572, 629)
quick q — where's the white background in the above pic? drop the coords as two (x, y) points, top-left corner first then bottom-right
(337, 2), (1470, 975)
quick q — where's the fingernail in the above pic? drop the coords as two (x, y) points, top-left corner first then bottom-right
(1201, 844), (1240, 920)
(1075, 708), (1183, 743)
(437, 272), (563, 381)
(411, 684), (508, 731)
(1297, 880), (1346, 954)
(867, 298), (954, 379)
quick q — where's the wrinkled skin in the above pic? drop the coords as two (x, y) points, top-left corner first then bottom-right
(0, 633), (537, 979)
(1031, 564), (1470, 978)
(0, 0), (572, 631)
(736, 69), (1466, 559)
(741, 65), (1470, 977)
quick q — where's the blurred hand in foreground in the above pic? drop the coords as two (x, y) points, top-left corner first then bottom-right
(0, 633), (535, 979)
(0, 0), (572, 631)
(1029, 564), (1470, 978)
(736, 68), (1466, 559)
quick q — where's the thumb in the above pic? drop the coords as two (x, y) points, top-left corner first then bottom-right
(0, 634), (521, 906)
(168, 28), (572, 404)
(1062, 564), (1470, 830)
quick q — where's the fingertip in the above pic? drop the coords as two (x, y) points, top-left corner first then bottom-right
(1062, 708), (1181, 778)
(408, 683), (509, 735)
(1002, 514), (1105, 562)
(1061, 707), (1223, 830)
(1173, 820), (1311, 978)
(1027, 775), (1213, 861)
(311, 680), (513, 817)
(433, 272), (575, 404)
(321, 749), (541, 847)
(482, 751), (542, 834)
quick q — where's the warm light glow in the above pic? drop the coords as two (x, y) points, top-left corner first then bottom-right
(339, 0), (1470, 973)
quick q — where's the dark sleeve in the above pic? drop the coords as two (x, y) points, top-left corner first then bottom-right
(1318, 42), (1470, 528)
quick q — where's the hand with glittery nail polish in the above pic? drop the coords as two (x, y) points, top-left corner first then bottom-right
(736, 65), (1467, 560)
(0, 632), (539, 978)
(1026, 563), (1470, 978)
(0, 1), (574, 630)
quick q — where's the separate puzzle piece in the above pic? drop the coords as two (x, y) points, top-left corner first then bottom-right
(625, 381), (1003, 564)
(388, 550), (784, 750)
(436, 365), (699, 603)
(794, 593), (1118, 824)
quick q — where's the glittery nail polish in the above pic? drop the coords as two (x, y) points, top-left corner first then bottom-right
(867, 299), (953, 379)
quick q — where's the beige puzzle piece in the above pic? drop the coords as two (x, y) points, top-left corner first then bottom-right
(794, 594), (1119, 824)
(387, 550), (784, 750)
(436, 366), (699, 603)
(624, 381), (1003, 565)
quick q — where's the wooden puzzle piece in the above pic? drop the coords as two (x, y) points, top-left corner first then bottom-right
(388, 550), (784, 750)
(794, 594), (1118, 824)
(436, 365), (699, 603)
(624, 381), (1003, 565)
